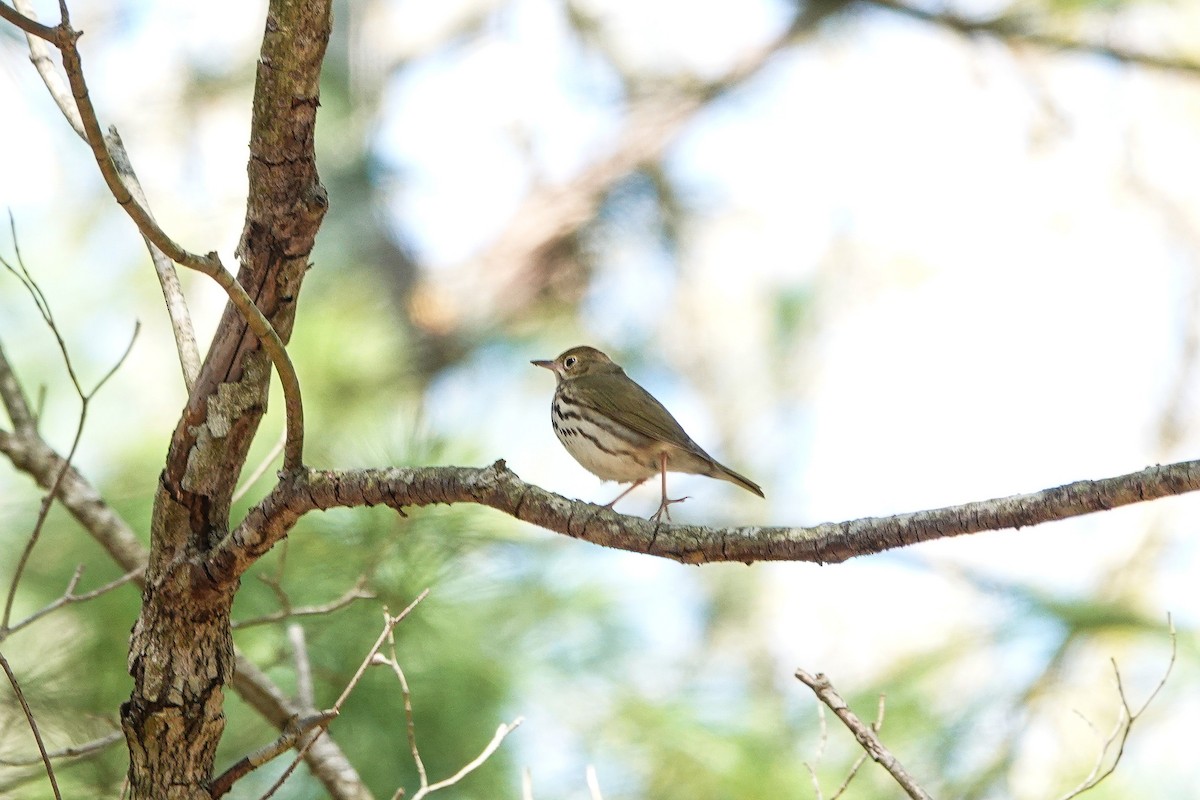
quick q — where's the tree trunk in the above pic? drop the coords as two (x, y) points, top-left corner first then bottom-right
(118, 1), (331, 794)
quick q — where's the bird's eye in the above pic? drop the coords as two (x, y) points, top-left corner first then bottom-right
(564, 356), (577, 368)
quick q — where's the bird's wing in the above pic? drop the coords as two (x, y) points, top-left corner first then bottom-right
(575, 373), (712, 457)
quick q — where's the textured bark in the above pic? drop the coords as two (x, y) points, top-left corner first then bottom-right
(206, 458), (1200, 583)
(119, 1), (331, 797)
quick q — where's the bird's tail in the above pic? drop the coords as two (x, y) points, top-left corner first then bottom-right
(711, 461), (765, 498)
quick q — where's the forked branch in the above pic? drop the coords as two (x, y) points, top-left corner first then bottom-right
(796, 669), (931, 800)
(2, 0), (305, 468)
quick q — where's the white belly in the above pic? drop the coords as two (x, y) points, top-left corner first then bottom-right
(553, 411), (660, 483)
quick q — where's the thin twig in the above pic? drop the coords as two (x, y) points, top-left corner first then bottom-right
(0, 0), (58, 40)
(1, 564), (144, 641)
(521, 767), (534, 800)
(288, 622), (315, 710)
(0, 729), (124, 767)
(3, 2), (306, 468)
(210, 711), (338, 798)
(1, 245), (139, 631)
(11, 0), (82, 136)
(0, 650), (63, 800)
(829, 694), (886, 800)
(796, 669), (932, 800)
(381, 603), (522, 800)
(412, 719), (523, 800)
(232, 428), (288, 505)
(232, 579), (375, 630)
(388, 635), (428, 789)
(105, 127), (200, 391)
(258, 591), (430, 800)
(803, 702), (828, 800)
(1054, 617), (1178, 800)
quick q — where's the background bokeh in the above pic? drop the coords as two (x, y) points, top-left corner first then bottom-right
(1, 0), (1198, 797)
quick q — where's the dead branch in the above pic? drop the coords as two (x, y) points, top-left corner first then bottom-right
(1, 564), (144, 641)
(0, 729), (124, 767)
(796, 669), (930, 800)
(209, 711), (337, 799)
(255, 591), (430, 800)
(0, 244), (139, 632)
(1055, 618), (1177, 800)
(233, 577), (375, 630)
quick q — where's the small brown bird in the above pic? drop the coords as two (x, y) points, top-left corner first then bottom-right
(532, 346), (764, 521)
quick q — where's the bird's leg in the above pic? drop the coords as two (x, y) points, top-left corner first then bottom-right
(650, 452), (689, 523)
(605, 478), (647, 511)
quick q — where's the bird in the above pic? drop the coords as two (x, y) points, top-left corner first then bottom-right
(531, 345), (764, 522)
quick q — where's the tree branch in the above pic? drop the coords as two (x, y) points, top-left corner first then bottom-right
(0, 729), (124, 767)
(864, 0), (1200, 77)
(258, 592), (429, 800)
(796, 669), (930, 800)
(209, 710), (337, 799)
(0, 340), (370, 800)
(0, 649), (63, 800)
(105, 127), (201, 392)
(3, 0), (306, 468)
(211, 458), (1200, 580)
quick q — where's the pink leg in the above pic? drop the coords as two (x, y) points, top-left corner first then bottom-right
(605, 478), (647, 510)
(650, 452), (688, 523)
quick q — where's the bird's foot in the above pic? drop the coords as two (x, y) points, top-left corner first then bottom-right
(649, 495), (689, 524)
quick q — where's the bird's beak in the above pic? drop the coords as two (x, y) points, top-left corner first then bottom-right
(531, 358), (562, 380)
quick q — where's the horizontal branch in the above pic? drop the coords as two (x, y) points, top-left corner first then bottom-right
(866, 0), (1200, 77)
(210, 458), (1200, 581)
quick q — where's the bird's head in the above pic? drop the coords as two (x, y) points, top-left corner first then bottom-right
(531, 346), (622, 382)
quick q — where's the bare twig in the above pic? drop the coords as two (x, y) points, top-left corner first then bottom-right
(865, 0), (1200, 77)
(803, 703), (829, 800)
(0, 729), (124, 767)
(210, 711), (338, 798)
(829, 694), (886, 800)
(388, 633), (428, 790)
(381, 602), (522, 800)
(1054, 617), (1178, 800)
(410, 719), (523, 800)
(232, 579), (374, 630)
(1, 564), (144, 641)
(796, 669), (931, 800)
(105, 127), (200, 391)
(1, 243), (139, 631)
(0, 0), (58, 40)
(2, 1), (305, 468)
(0, 649), (63, 800)
(257, 591), (430, 800)
(11, 1), (198, 389)
(232, 428), (289, 505)
(287, 623), (315, 710)
(11, 0), (82, 135)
